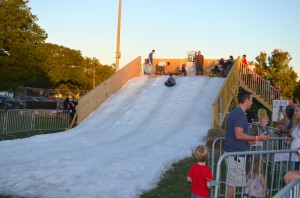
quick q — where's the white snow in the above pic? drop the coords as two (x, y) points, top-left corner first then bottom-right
(0, 75), (225, 198)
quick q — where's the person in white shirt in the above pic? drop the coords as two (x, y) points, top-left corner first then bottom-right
(246, 61), (257, 88)
(156, 61), (170, 75)
(247, 61), (256, 74)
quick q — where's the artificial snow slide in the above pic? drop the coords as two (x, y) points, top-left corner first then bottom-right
(0, 75), (225, 198)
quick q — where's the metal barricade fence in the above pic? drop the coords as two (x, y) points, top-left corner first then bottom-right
(32, 110), (70, 132)
(210, 149), (299, 198)
(210, 124), (284, 174)
(210, 136), (291, 175)
(1, 109), (70, 135)
(6, 109), (33, 134)
(209, 124), (296, 198)
(0, 110), (5, 134)
(273, 179), (300, 198)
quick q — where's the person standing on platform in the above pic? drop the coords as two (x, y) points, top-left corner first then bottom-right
(195, 51), (204, 75)
(148, 49), (155, 65)
(242, 54), (248, 66)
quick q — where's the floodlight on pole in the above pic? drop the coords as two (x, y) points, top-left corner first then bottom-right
(115, 0), (122, 72)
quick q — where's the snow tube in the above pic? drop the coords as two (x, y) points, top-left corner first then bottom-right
(209, 74), (219, 77)
(165, 82), (176, 87)
(144, 64), (154, 74)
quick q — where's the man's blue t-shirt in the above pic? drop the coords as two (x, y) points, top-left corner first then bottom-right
(224, 107), (249, 152)
(148, 53), (153, 64)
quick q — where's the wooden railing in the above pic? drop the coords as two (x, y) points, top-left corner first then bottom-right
(239, 63), (284, 110)
(211, 57), (241, 128)
(211, 57), (285, 128)
(76, 56), (142, 124)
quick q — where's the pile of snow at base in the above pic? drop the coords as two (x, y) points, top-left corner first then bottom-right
(0, 75), (225, 198)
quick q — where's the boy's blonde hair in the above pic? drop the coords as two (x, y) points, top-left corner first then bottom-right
(193, 145), (209, 162)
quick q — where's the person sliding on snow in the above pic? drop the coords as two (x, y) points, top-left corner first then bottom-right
(165, 74), (176, 87)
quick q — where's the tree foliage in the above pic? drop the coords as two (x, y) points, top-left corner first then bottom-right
(0, 0), (48, 91)
(255, 49), (298, 97)
(0, 0), (115, 92)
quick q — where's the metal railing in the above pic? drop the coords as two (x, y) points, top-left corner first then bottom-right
(211, 57), (286, 128)
(209, 124), (298, 197)
(0, 110), (5, 134)
(0, 109), (70, 137)
(210, 124), (284, 175)
(273, 179), (300, 198)
(210, 149), (298, 198)
(239, 63), (285, 110)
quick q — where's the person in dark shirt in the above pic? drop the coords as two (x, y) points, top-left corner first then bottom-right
(225, 90), (270, 198)
(63, 97), (69, 110)
(165, 74), (176, 87)
(195, 51), (204, 75)
(209, 66), (221, 77)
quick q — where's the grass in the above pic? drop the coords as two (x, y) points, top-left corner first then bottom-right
(140, 157), (197, 198)
(0, 129), (66, 141)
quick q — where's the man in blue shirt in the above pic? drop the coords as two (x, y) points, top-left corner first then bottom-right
(148, 49), (155, 65)
(225, 90), (270, 198)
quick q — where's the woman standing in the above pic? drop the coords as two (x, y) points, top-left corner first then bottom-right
(285, 104), (300, 170)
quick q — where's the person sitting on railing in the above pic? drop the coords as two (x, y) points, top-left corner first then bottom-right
(284, 171), (300, 184)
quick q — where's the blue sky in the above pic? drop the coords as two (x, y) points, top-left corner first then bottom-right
(28, 0), (300, 75)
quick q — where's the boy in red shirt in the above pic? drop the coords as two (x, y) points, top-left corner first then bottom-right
(187, 145), (213, 198)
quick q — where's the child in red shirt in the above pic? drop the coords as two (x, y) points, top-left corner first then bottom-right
(187, 145), (213, 198)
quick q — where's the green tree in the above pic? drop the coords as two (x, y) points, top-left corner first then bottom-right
(40, 44), (115, 90)
(255, 52), (268, 76)
(39, 43), (89, 90)
(83, 57), (115, 87)
(255, 49), (297, 97)
(294, 82), (300, 99)
(268, 49), (297, 97)
(0, 0), (48, 91)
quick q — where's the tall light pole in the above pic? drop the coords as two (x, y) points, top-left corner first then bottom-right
(115, 0), (122, 72)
